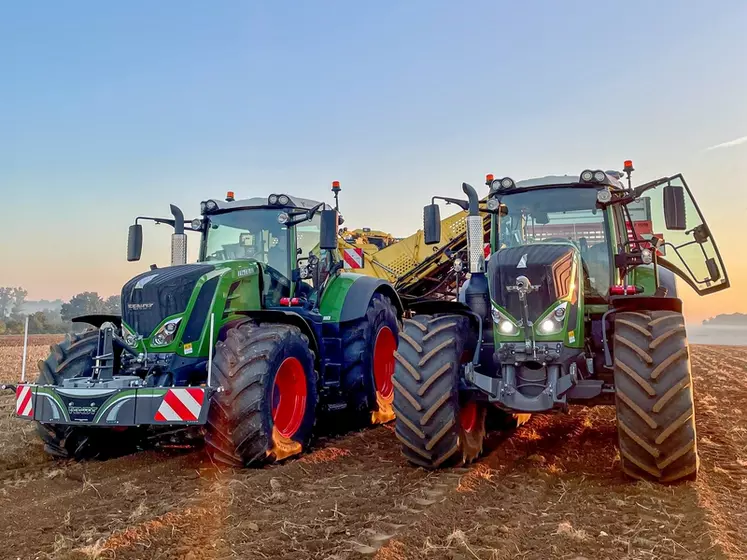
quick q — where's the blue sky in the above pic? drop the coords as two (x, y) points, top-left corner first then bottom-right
(1, 1), (746, 319)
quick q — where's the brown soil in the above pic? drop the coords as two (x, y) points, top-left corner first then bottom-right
(0, 343), (744, 560)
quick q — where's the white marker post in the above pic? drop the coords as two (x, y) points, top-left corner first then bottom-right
(207, 313), (214, 388)
(21, 316), (29, 383)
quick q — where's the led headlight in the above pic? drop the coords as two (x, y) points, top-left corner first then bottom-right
(152, 318), (182, 347)
(535, 302), (568, 336)
(500, 177), (515, 189)
(191, 218), (203, 231)
(640, 248), (653, 264)
(268, 194), (279, 205)
(453, 258), (464, 272)
(596, 188), (612, 204)
(593, 170), (606, 182)
(491, 306), (519, 335)
(277, 194), (290, 205)
(277, 212), (290, 224)
(581, 170), (594, 182)
(122, 324), (138, 347)
(486, 198), (500, 211)
(205, 200), (218, 212)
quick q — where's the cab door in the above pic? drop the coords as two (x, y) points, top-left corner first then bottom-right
(633, 174), (729, 295)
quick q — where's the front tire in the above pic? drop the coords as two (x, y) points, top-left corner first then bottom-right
(613, 310), (698, 483)
(392, 313), (484, 468)
(205, 322), (318, 467)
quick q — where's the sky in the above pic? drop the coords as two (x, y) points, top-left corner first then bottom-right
(1, 0), (746, 322)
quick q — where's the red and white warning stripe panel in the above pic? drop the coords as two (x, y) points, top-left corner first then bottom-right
(154, 388), (205, 422)
(343, 247), (364, 269)
(16, 385), (33, 418)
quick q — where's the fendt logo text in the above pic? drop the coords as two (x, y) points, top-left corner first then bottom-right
(127, 303), (155, 311)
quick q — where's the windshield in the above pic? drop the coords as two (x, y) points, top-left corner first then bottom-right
(202, 208), (290, 279)
(496, 187), (610, 298)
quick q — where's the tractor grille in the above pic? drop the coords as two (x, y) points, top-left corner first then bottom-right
(121, 264), (214, 337)
(489, 245), (575, 322)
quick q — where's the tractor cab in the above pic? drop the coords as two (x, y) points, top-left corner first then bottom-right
(194, 193), (339, 307)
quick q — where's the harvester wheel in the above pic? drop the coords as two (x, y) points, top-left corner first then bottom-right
(205, 322), (318, 467)
(613, 310), (698, 483)
(392, 313), (484, 468)
(36, 330), (140, 460)
(341, 293), (400, 426)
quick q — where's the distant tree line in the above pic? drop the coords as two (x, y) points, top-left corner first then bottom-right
(0, 287), (120, 335)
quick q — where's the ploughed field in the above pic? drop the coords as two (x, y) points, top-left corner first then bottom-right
(0, 335), (745, 560)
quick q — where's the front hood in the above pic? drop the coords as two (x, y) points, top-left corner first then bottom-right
(489, 244), (576, 321)
(122, 263), (216, 337)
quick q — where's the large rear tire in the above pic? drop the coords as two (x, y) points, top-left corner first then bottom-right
(35, 331), (140, 460)
(613, 310), (698, 483)
(340, 293), (400, 426)
(392, 313), (484, 468)
(205, 322), (318, 467)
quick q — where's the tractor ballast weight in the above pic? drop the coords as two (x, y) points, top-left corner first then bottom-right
(11, 184), (403, 466)
(392, 165), (729, 483)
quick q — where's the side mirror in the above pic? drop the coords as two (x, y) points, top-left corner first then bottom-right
(423, 204), (441, 245)
(127, 224), (143, 262)
(319, 209), (339, 250)
(663, 185), (687, 230)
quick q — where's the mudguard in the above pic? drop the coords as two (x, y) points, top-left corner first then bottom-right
(610, 295), (683, 314)
(338, 275), (403, 323)
(72, 314), (122, 328)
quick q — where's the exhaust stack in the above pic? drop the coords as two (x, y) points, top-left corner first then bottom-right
(170, 204), (187, 266)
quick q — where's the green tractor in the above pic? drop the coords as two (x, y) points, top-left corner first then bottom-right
(13, 184), (402, 466)
(393, 163), (728, 483)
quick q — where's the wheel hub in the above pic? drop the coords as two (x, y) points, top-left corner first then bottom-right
(272, 357), (307, 438)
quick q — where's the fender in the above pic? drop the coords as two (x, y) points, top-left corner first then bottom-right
(405, 300), (479, 329)
(228, 310), (320, 355)
(339, 275), (403, 323)
(72, 314), (122, 328)
(657, 267), (678, 298)
(610, 295), (683, 314)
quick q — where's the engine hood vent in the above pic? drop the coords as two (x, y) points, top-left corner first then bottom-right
(121, 263), (215, 337)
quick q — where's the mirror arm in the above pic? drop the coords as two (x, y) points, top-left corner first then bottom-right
(135, 216), (176, 228)
(431, 196), (469, 212)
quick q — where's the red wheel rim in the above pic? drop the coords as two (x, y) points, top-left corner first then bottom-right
(373, 326), (396, 399)
(460, 401), (478, 433)
(272, 357), (308, 438)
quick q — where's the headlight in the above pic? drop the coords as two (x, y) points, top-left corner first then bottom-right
(277, 212), (289, 224)
(453, 258), (464, 272)
(486, 198), (500, 211)
(191, 218), (203, 231)
(122, 324), (138, 347)
(278, 194), (290, 205)
(268, 194), (279, 205)
(205, 200), (218, 211)
(152, 318), (182, 347)
(581, 170), (594, 182)
(596, 188), (612, 204)
(540, 319), (556, 334)
(640, 248), (653, 264)
(593, 170), (606, 182)
(535, 302), (568, 335)
(492, 306), (519, 335)
(500, 177), (514, 189)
